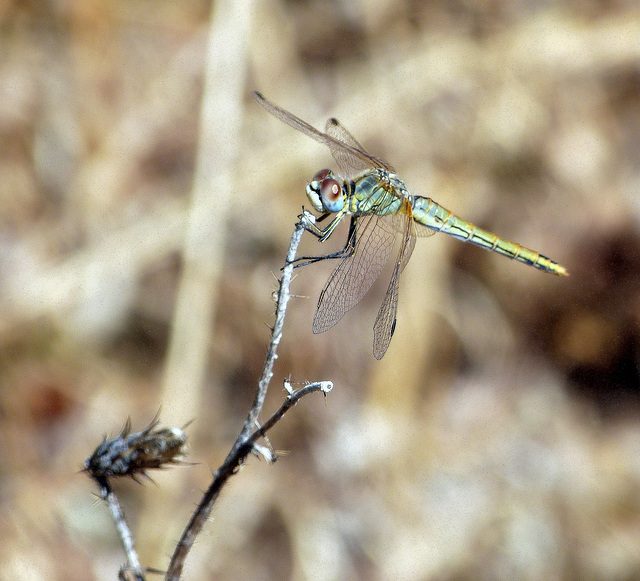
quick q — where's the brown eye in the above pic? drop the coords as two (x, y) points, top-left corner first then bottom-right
(319, 178), (343, 212)
(312, 169), (331, 182)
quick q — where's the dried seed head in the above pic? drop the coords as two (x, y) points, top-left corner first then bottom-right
(84, 417), (190, 482)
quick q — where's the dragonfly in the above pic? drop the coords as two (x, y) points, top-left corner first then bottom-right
(254, 91), (568, 360)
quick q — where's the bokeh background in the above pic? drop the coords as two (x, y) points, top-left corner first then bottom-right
(2, 0), (640, 579)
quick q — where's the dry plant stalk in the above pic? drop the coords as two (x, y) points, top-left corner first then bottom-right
(85, 214), (333, 581)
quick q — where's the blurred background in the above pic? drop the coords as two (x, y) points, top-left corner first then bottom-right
(1, 0), (640, 579)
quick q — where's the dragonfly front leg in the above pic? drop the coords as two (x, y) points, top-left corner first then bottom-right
(289, 214), (357, 269)
(299, 207), (347, 242)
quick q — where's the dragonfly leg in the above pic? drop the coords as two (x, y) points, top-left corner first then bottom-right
(288, 216), (357, 269)
(299, 210), (346, 242)
(291, 249), (348, 269)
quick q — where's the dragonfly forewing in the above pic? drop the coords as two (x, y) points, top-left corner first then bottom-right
(254, 91), (386, 178)
(313, 212), (397, 334)
(324, 117), (394, 175)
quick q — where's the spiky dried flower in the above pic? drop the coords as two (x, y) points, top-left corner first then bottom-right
(84, 417), (190, 483)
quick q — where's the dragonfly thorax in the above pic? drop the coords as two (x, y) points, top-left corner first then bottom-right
(306, 168), (345, 214)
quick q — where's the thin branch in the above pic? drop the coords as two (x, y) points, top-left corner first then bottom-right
(165, 212), (322, 581)
(250, 380), (333, 448)
(228, 211), (314, 459)
(98, 480), (145, 581)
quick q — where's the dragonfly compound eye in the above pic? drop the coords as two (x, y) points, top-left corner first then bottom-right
(312, 169), (332, 182)
(319, 178), (344, 212)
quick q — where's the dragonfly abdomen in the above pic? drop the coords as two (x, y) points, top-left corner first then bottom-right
(412, 196), (568, 276)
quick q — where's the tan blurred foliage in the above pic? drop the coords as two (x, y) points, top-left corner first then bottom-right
(1, 0), (640, 579)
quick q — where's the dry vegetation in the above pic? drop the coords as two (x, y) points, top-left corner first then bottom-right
(1, 0), (640, 579)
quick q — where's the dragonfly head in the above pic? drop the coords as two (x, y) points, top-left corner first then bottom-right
(306, 169), (345, 214)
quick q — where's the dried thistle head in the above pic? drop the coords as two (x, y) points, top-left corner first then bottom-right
(84, 417), (190, 483)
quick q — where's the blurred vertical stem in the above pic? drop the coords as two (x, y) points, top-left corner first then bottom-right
(138, 0), (255, 565)
(163, 0), (254, 430)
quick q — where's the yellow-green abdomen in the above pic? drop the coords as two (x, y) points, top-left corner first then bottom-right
(411, 196), (568, 276)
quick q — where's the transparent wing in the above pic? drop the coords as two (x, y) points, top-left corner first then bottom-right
(254, 91), (393, 177)
(324, 117), (368, 151)
(372, 200), (417, 359)
(312, 211), (399, 334)
(325, 117), (395, 175)
(415, 222), (439, 237)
